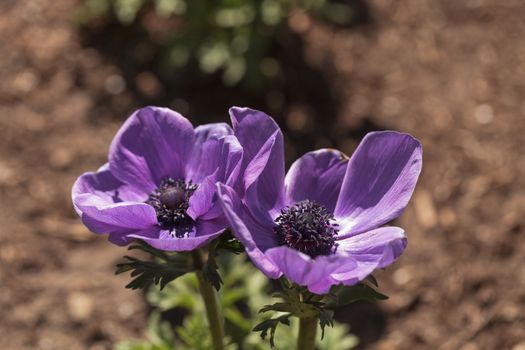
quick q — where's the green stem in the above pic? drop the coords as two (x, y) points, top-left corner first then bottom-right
(297, 317), (317, 350)
(192, 250), (225, 350)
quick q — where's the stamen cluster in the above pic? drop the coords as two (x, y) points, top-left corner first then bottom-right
(147, 177), (197, 237)
(274, 200), (339, 257)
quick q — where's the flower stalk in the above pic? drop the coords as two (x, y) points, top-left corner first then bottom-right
(297, 316), (317, 350)
(192, 249), (225, 350)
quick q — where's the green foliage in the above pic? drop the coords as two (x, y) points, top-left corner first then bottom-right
(114, 240), (383, 348)
(148, 254), (270, 347)
(78, 0), (357, 87)
(252, 314), (291, 347)
(115, 241), (192, 290)
(115, 254), (359, 349)
(253, 277), (388, 347)
(114, 312), (175, 350)
(327, 282), (389, 307)
(115, 239), (230, 291)
(247, 317), (358, 350)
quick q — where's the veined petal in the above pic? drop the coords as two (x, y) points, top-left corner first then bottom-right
(217, 184), (281, 278)
(72, 164), (145, 215)
(285, 149), (348, 211)
(72, 167), (156, 243)
(128, 218), (226, 251)
(106, 226), (158, 246)
(187, 173), (218, 220)
(335, 131), (422, 237)
(109, 107), (195, 193)
(186, 132), (243, 221)
(230, 107), (285, 220)
(75, 197), (156, 232)
(243, 130), (285, 222)
(331, 226), (407, 285)
(186, 123), (241, 184)
(265, 246), (357, 294)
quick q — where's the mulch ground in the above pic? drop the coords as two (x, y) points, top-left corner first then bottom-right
(1, 0), (524, 349)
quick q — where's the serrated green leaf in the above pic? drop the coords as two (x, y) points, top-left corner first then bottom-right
(259, 302), (293, 314)
(332, 283), (388, 307)
(318, 308), (335, 339)
(202, 255), (222, 291)
(115, 254), (190, 290)
(253, 314), (291, 347)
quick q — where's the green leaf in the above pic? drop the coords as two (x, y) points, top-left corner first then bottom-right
(216, 233), (245, 255)
(252, 314), (291, 347)
(318, 308), (334, 339)
(259, 302), (293, 314)
(331, 283), (388, 306)
(201, 241), (223, 291)
(115, 253), (191, 290)
(202, 262), (222, 291)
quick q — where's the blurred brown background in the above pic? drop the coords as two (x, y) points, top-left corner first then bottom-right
(1, 0), (524, 349)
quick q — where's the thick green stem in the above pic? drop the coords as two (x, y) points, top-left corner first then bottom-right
(297, 317), (317, 350)
(192, 250), (225, 350)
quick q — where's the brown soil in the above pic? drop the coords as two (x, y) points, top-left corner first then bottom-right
(1, 0), (524, 349)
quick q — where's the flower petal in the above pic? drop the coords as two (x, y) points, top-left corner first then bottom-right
(230, 107), (285, 220)
(331, 226), (407, 285)
(186, 123), (241, 184)
(129, 218), (227, 251)
(187, 173), (218, 220)
(334, 131), (422, 237)
(185, 132), (243, 221)
(285, 149), (348, 211)
(109, 107), (195, 193)
(243, 130), (285, 223)
(72, 167), (157, 245)
(217, 184), (281, 278)
(76, 199), (157, 234)
(72, 164), (145, 215)
(106, 226), (157, 246)
(265, 246), (357, 294)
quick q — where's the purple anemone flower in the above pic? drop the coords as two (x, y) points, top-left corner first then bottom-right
(72, 106), (242, 251)
(218, 107), (422, 294)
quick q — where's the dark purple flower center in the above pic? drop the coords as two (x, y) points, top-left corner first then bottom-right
(274, 200), (339, 258)
(146, 177), (197, 237)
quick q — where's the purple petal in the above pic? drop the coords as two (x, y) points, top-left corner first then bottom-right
(187, 173), (217, 220)
(230, 107), (285, 221)
(265, 246), (357, 294)
(72, 167), (157, 245)
(185, 131), (243, 221)
(332, 226), (407, 285)
(217, 184), (281, 278)
(129, 218), (226, 251)
(72, 164), (145, 215)
(243, 130), (284, 223)
(334, 131), (422, 237)
(109, 107), (195, 194)
(106, 226), (157, 246)
(284, 149), (348, 211)
(75, 199), (157, 233)
(186, 123), (242, 185)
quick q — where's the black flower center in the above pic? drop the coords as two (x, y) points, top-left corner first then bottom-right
(274, 200), (339, 258)
(146, 177), (197, 237)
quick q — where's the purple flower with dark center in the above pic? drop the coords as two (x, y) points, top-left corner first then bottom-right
(218, 107), (422, 294)
(72, 106), (242, 251)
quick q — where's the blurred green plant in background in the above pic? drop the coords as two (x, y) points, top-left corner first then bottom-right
(114, 255), (358, 349)
(78, 0), (355, 89)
